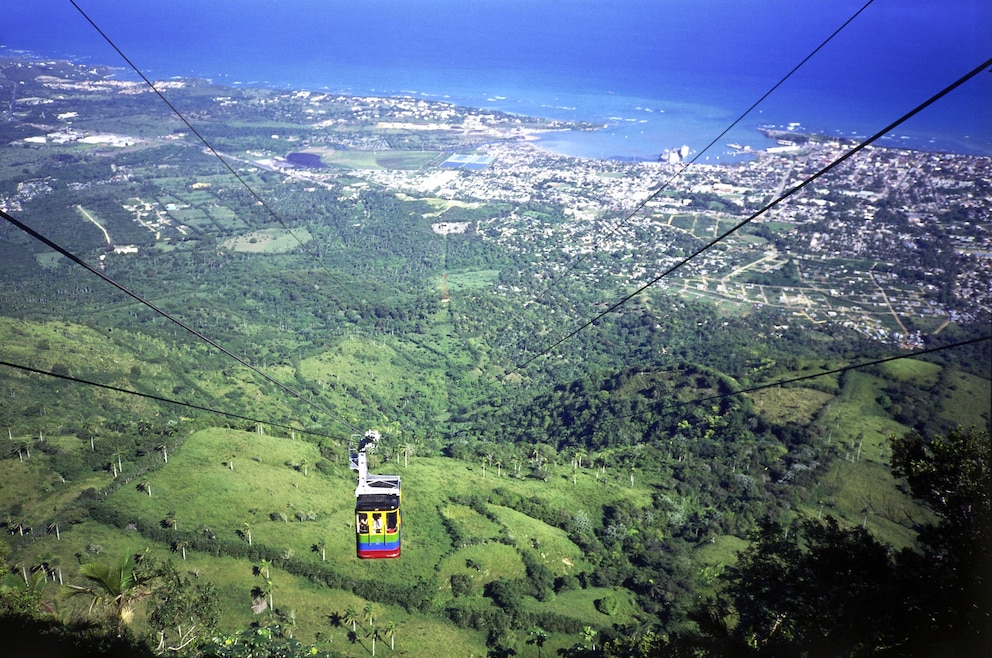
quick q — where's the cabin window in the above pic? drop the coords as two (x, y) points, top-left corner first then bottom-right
(372, 513), (383, 534)
(386, 512), (397, 532)
(357, 514), (368, 534)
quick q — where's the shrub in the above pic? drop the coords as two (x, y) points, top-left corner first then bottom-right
(595, 594), (619, 616)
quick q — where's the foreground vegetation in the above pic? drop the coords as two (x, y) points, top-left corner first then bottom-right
(2, 424), (988, 656)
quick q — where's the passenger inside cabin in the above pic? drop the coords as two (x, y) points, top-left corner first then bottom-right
(372, 514), (382, 533)
(387, 512), (397, 532)
(358, 516), (368, 534)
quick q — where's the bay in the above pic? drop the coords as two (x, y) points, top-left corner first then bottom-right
(3, 0), (990, 159)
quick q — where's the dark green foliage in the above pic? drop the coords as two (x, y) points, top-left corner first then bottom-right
(594, 594), (620, 616)
(1, 538), (156, 657)
(148, 562), (221, 653)
(0, 614), (157, 658)
(553, 574), (580, 594)
(888, 426), (992, 656)
(200, 624), (340, 658)
(484, 579), (530, 622)
(450, 573), (474, 597)
(445, 602), (512, 633)
(521, 550), (555, 601)
(659, 427), (992, 657)
(726, 517), (897, 656)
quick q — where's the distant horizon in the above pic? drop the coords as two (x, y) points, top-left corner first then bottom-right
(4, 0), (991, 160)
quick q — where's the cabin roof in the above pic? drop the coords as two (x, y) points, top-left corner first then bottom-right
(356, 493), (400, 511)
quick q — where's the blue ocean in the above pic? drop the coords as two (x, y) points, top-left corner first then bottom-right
(3, 0), (990, 160)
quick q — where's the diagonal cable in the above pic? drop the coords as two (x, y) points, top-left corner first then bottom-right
(619, 335), (992, 420)
(68, 0), (364, 311)
(488, 0), (877, 331)
(0, 207), (360, 434)
(0, 359), (339, 439)
(506, 55), (992, 378)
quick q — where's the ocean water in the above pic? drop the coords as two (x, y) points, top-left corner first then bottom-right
(3, 0), (990, 160)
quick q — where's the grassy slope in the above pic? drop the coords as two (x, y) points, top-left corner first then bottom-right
(3, 311), (988, 654)
(0, 316), (294, 431)
(23, 427), (657, 653)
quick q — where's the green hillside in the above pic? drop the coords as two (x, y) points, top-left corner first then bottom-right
(1, 55), (989, 657)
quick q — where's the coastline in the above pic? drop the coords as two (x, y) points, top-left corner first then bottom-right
(4, 50), (989, 163)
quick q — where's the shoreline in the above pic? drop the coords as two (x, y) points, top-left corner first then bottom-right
(4, 52), (989, 163)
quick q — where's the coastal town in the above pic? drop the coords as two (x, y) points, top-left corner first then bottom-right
(3, 57), (990, 347)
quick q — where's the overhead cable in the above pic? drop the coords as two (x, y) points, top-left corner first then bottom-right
(492, 0), (877, 324)
(0, 358), (338, 440)
(0, 207), (361, 434)
(619, 334), (992, 420)
(68, 0), (363, 311)
(506, 55), (992, 377)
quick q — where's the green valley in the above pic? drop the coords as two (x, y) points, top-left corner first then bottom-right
(1, 56), (989, 657)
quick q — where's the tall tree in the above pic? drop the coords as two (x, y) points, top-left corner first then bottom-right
(149, 562), (219, 654)
(344, 605), (358, 632)
(675, 427), (992, 657)
(366, 624), (380, 656)
(172, 539), (189, 561)
(527, 627), (548, 658)
(724, 516), (897, 656)
(384, 620), (397, 650)
(890, 426), (992, 655)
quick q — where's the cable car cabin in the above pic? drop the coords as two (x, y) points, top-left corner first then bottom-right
(355, 482), (401, 558)
(355, 476), (401, 558)
(351, 431), (401, 559)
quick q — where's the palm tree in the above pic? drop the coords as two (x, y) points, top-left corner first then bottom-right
(33, 551), (58, 583)
(582, 625), (597, 651)
(362, 601), (375, 627)
(402, 443), (415, 468)
(241, 522), (252, 546)
(66, 551), (152, 636)
(138, 479), (152, 497)
(5, 565), (46, 598)
(384, 620), (397, 650)
(527, 627), (548, 658)
(250, 585), (268, 614)
(157, 443), (168, 463)
(48, 519), (62, 541)
(81, 425), (97, 452)
(172, 539), (189, 561)
(9, 519), (30, 536)
(365, 625), (380, 657)
(344, 605), (359, 632)
(312, 540), (326, 562)
(163, 512), (177, 531)
(285, 608), (297, 639)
